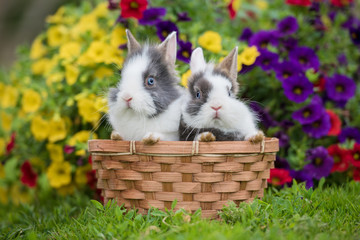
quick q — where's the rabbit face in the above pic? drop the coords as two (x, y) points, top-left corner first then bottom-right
(109, 31), (180, 118)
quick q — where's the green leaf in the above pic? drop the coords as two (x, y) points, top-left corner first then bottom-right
(90, 200), (104, 211)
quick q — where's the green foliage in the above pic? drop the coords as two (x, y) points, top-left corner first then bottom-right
(1, 182), (359, 239)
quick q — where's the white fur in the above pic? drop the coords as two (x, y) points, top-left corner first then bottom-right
(182, 56), (259, 140)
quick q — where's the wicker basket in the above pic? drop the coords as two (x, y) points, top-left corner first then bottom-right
(88, 138), (279, 219)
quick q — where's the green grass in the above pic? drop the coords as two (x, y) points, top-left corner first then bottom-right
(1, 181), (360, 239)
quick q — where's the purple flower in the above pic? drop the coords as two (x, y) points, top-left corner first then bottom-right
(274, 60), (303, 82)
(337, 53), (348, 66)
(289, 46), (320, 71)
(177, 41), (192, 63)
(64, 145), (75, 155)
(276, 16), (299, 36)
(338, 127), (360, 143)
(177, 12), (191, 22)
(274, 131), (289, 147)
(156, 21), (179, 41)
(349, 26), (360, 46)
(238, 27), (253, 42)
(249, 30), (279, 49)
(302, 112), (331, 139)
(280, 120), (294, 130)
(292, 95), (324, 124)
(249, 102), (278, 128)
(325, 74), (356, 102)
(342, 16), (360, 29)
(238, 64), (256, 75)
(108, 0), (118, 9)
(290, 170), (314, 189)
(282, 75), (313, 103)
(304, 146), (333, 180)
(139, 8), (167, 26)
(275, 156), (290, 169)
(255, 49), (279, 71)
(281, 37), (298, 52)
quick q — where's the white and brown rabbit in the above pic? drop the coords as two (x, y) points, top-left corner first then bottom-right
(179, 47), (264, 143)
(108, 30), (183, 144)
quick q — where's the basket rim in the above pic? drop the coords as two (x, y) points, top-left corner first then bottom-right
(88, 137), (279, 155)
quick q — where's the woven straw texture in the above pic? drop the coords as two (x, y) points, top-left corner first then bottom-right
(88, 138), (279, 219)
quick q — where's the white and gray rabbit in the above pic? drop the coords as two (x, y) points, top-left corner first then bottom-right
(179, 47), (264, 143)
(108, 30), (183, 144)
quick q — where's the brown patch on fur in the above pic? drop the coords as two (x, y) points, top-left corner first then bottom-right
(111, 131), (123, 140)
(198, 132), (216, 142)
(247, 131), (265, 144)
(142, 134), (160, 145)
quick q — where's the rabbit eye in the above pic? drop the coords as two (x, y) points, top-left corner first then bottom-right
(146, 77), (155, 87)
(196, 90), (201, 99)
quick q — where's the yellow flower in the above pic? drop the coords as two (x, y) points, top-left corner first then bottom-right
(0, 138), (5, 157)
(94, 96), (108, 113)
(1, 112), (12, 131)
(104, 48), (125, 67)
(75, 164), (92, 185)
(76, 149), (86, 156)
(71, 14), (99, 40)
(59, 42), (81, 61)
(1, 85), (19, 108)
(10, 184), (31, 205)
(110, 26), (127, 48)
(57, 183), (75, 196)
(46, 6), (65, 24)
(198, 31), (222, 53)
(31, 58), (51, 75)
(181, 70), (192, 88)
(0, 162), (5, 178)
(46, 72), (64, 86)
(31, 116), (49, 141)
(30, 36), (47, 60)
(69, 130), (97, 146)
(237, 55), (243, 71)
(0, 186), (8, 205)
(94, 67), (113, 79)
(65, 64), (79, 85)
(255, 0), (268, 10)
(239, 46), (260, 66)
(21, 89), (42, 113)
(47, 25), (69, 47)
(46, 161), (72, 188)
(92, 2), (109, 18)
(85, 41), (111, 64)
(46, 143), (64, 162)
(48, 117), (67, 142)
(77, 97), (101, 123)
(0, 82), (4, 100)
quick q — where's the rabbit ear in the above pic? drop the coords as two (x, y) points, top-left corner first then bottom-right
(158, 31), (177, 65)
(126, 29), (141, 54)
(190, 47), (206, 74)
(217, 47), (239, 93)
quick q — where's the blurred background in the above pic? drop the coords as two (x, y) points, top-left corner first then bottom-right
(0, 0), (80, 68)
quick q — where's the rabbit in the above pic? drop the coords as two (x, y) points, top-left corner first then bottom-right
(179, 47), (264, 143)
(108, 30), (184, 144)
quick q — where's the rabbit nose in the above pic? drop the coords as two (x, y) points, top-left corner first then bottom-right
(123, 97), (133, 102)
(211, 106), (222, 111)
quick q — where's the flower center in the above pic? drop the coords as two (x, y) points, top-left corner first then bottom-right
(336, 84), (344, 92)
(312, 120), (320, 128)
(260, 41), (268, 48)
(283, 72), (290, 79)
(314, 157), (323, 166)
(293, 87), (302, 95)
(333, 155), (340, 163)
(263, 59), (270, 65)
(272, 177), (280, 185)
(299, 57), (307, 64)
(303, 110), (311, 118)
(182, 51), (190, 58)
(57, 168), (65, 175)
(130, 1), (139, 9)
(352, 32), (357, 39)
(354, 153), (360, 160)
(162, 31), (168, 37)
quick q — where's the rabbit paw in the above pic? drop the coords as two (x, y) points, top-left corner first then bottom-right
(111, 131), (123, 140)
(246, 131), (265, 144)
(197, 132), (216, 142)
(142, 133), (161, 145)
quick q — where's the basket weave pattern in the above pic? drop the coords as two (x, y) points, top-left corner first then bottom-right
(88, 138), (279, 219)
